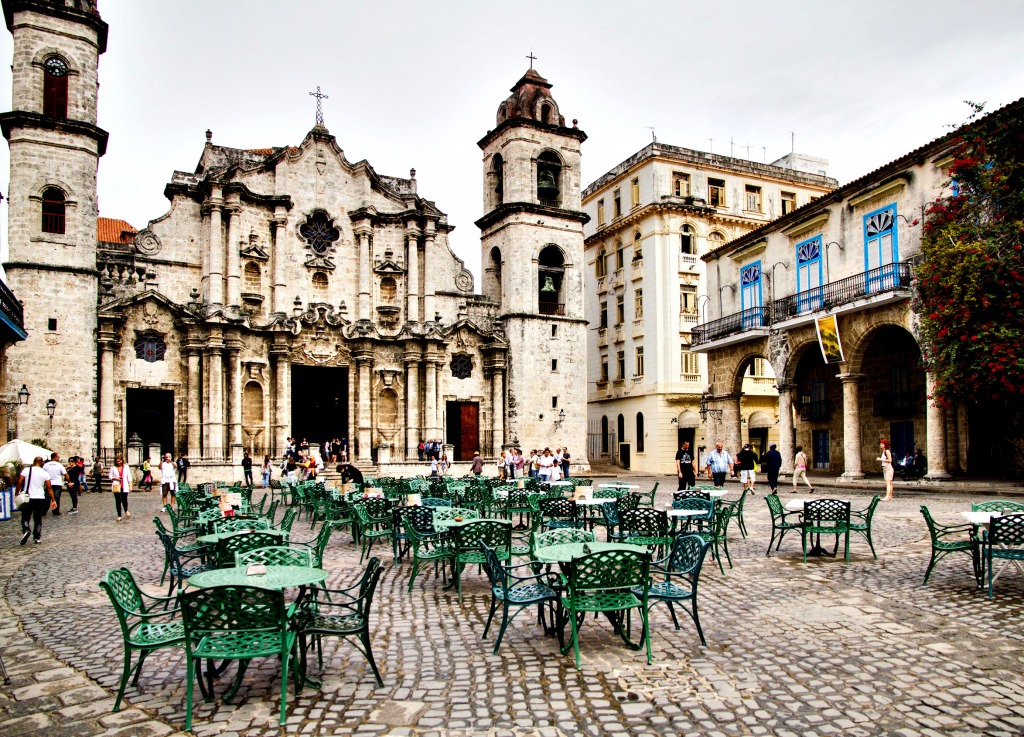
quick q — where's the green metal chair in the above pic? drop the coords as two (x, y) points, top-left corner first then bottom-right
(235, 546), (314, 568)
(278, 507), (298, 535)
(532, 527), (595, 553)
(295, 557), (384, 688)
(179, 584), (298, 729)
(919, 505), (978, 584)
(848, 495), (881, 559)
(801, 499), (851, 564)
(557, 548), (652, 668)
(671, 498), (715, 535)
(263, 498), (280, 525)
(213, 531), (284, 568)
(153, 516), (208, 585)
(480, 543), (559, 654)
(972, 500), (1024, 514)
(291, 522), (336, 567)
(731, 489), (751, 538)
(619, 508), (671, 555)
(539, 497), (581, 531)
(765, 493), (802, 556)
(603, 493), (642, 543)
(353, 500), (394, 563)
(695, 504), (734, 574)
(986, 513), (1024, 599)
(394, 506), (435, 566)
(212, 517), (270, 535)
(406, 525), (455, 592)
(631, 534), (710, 646)
(634, 481), (659, 508)
(155, 527), (215, 597)
(451, 520), (513, 602)
(100, 567), (185, 712)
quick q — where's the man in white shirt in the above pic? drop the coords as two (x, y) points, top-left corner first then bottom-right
(42, 452), (70, 516)
(19, 456), (55, 545)
(159, 453), (177, 510)
(537, 448), (555, 481)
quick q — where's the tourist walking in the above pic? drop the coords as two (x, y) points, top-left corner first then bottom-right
(560, 447), (571, 480)
(704, 443), (734, 487)
(140, 457), (154, 491)
(261, 455), (272, 488)
(470, 450), (484, 476)
(735, 443), (759, 494)
(241, 451), (253, 487)
(66, 456), (83, 513)
(159, 453), (177, 510)
(109, 457), (132, 522)
(176, 454), (190, 484)
(91, 457), (103, 492)
(792, 446), (814, 493)
(761, 443), (783, 494)
(78, 457), (89, 493)
(675, 440), (696, 490)
(18, 456), (55, 545)
(438, 454), (450, 475)
(879, 439), (894, 500)
(43, 452), (69, 515)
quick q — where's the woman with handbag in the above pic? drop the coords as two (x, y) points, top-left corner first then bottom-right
(17, 456), (55, 545)
(108, 457), (132, 522)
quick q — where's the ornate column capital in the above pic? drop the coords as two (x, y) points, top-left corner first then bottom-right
(837, 372), (865, 384)
(353, 223), (374, 239)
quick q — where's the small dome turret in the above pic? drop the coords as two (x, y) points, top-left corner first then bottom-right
(495, 68), (565, 127)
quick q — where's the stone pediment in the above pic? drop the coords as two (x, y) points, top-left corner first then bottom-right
(373, 258), (405, 275)
(98, 289), (192, 321)
(240, 234), (269, 262)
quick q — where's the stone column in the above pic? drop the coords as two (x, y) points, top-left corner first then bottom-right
(226, 344), (243, 462)
(272, 209), (289, 314)
(356, 224), (372, 321)
(356, 352), (373, 462)
(776, 382), (794, 474)
(187, 348), (201, 454)
(272, 348), (291, 453)
(405, 224), (420, 322)
(404, 351), (420, 460)
(98, 331), (116, 453)
(925, 371), (951, 479)
(225, 204), (241, 307)
(207, 188), (224, 305)
(422, 221), (436, 321)
(205, 346), (225, 454)
(838, 373), (865, 480)
(424, 356), (438, 442)
(490, 363), (505, 457)
(718, 393), (743, 455)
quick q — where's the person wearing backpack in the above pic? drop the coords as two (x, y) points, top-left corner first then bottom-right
(18, 456), (55, 545)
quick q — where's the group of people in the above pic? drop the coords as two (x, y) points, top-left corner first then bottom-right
(495, 447), (572, 482)
(418, 439), (444, 462)
(677, 438), (925, 499)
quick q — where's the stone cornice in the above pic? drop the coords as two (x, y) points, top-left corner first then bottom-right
(477, 117), (587, 150)
(3, 0), (108, 53)
(165, 180), (293, 210)
(0, 111), (108, 156)
(475, 202), (589, 231)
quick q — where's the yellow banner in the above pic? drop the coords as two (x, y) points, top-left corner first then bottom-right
(815, 314), (845, 364)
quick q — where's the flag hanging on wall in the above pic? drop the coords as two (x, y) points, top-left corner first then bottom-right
(815, 314), (845, 364)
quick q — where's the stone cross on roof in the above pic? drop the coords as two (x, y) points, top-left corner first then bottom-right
(309, 86), (329, 127)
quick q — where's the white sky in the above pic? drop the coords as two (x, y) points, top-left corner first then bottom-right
(2, 0), (1023, 281)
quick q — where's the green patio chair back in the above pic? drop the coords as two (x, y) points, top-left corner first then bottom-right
(451, 520), (512, 601)
(213, 516), (270, 535)
(392, 506), (435, 566)
(213, 531), (283, 568)
(765, 493), (802, 556)
(972, 500), (1024, 514)
(533, 528), (595, 551)
(421, 496), (452, 508)
(264, 498), (280, 524)
(674, 489), (710, 501)
(848, 495), (881, 559)
(100, 567), (185, 713)
(920, 505), (977, 584)
(278, 507), (298, 534)
(987, 512), (1024, 599)
(406, 525), (455, 592)
(561, 548), (652, 668)
(620, 508), (671, 552)
(480, 543), (558, 654)
(235, 545), (313, 568)
(295, 558), (384, 688)
(155, 527), (215, 596)
(353, 502), (392, 563)
(539, 497), (580, 530)
(635, 534), (709, 646)
(802, 498), (851, 564)
(179, 584), (295, 729)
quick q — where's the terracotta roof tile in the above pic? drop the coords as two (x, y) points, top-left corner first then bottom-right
(97, 217), (137, 245)
(245, 148), (275, 155)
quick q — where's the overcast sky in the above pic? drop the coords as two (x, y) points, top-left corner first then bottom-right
(2, 0), (1023, 280)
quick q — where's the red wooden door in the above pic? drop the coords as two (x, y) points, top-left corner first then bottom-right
(459, 403), (478, 461)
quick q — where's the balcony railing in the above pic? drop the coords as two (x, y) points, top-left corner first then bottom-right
(0, 278), (26, 341)
(773, 261), (912, 322)
(539, 302), (565, 316)
(692, 307), (769, 346)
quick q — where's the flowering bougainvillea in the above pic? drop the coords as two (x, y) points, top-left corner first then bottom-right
(915, 101), (1024, 405)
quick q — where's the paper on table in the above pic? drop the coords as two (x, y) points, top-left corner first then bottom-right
(246, 563), (267, 576)
(407, 493), (422, 506)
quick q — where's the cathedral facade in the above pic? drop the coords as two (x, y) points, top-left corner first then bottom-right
(1, 1), (589, 475)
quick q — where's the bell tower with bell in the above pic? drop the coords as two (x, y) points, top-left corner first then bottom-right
(476, 63), (589, 463)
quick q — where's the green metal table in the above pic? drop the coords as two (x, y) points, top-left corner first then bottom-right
(533, 541), (648, 564)
(195, 528), (287, 546)
(188, 565), (326, 590)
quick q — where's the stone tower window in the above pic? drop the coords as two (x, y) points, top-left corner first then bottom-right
(380, 276), (397, 303)
(244, 262), (261, 292)
(41, 187), (66, 234)
(492, 154), (504, 203)
(134, 333), (167, 363)
(43, 56), (68, 120)
(311, 271), (329, 301)
(541, 103), (552, 124)
(537, 151), (562, 207)
(538, 244), (565, 316)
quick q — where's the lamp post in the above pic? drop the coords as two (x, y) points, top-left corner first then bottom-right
(824, 241), (844, 282)
(553, 408), (565, 428)
(770, 261), (789, 302)
(0, 384), (30, 414)
(46, 398), (56, 429)
(698, 392), (723, 424)
(718, 283), (735, 316)
(696, 294), (711, 324)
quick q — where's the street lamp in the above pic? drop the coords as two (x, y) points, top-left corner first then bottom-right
(824, 241), (844, 282)
(46, 398), (56, 429)
(0, 384), (30, 416)
(554, 408), (565, 428)
(771, 261), (789, 301)
(698, 392), (722, 423)
(696, 294), (711, 324)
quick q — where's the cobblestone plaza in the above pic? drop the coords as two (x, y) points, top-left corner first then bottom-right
(3, 481), (1024, 737)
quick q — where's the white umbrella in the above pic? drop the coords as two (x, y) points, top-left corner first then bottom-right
(0, 439), (54, 465)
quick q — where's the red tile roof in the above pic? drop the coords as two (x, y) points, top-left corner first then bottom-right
(245, 148), (275, 155)
(97, 217), (137, 245)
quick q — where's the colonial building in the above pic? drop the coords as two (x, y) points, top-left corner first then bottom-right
(692, 100), (1024, 479)
(581, 143), (835, 473)
(0, 0), (589, 475)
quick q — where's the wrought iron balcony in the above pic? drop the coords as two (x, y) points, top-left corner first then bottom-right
(692, 307), (769, 346)
(0, 279), (26, 343)
(773, 261), (912, 322)
(539, 302), (565, 316)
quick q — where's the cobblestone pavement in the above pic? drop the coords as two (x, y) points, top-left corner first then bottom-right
(3, 480), (1024, 736)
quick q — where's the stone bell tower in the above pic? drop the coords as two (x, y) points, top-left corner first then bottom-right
(1, 0), (107, 451)
(477, 66), (589, 463)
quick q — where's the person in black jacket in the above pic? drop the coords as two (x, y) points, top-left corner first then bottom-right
(337, 462), (364, 486)
(761, 443), (783, 494)
(735, 443), (760, 495)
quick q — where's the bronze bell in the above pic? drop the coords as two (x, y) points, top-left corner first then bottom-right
(541, 275), (557, 293)
(537, 169), (559, 200)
